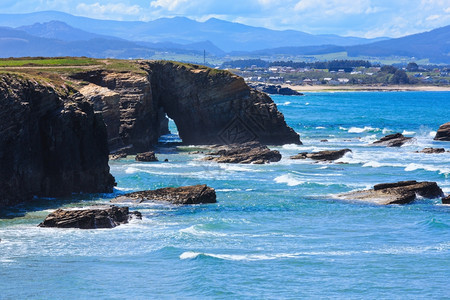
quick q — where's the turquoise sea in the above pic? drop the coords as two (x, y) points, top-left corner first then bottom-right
(1, 92), (449, 299)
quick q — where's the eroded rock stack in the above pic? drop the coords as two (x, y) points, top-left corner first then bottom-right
(434, 122), (450, 141)
(0, 74), (115, 208)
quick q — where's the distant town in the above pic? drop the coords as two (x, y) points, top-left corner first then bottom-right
(220, 59), (450, 86)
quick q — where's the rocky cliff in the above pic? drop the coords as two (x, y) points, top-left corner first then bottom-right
(0, 59), (299, 207)
(74, 61), (300, 153)
(0, 74), (115, 208)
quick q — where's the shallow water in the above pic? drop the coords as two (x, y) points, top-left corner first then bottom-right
(1, 92), (449, 299)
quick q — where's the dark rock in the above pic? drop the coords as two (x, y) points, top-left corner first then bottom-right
(291, 149), (351, 161)
(164, 158), (169, 162)
(372, 133), (413, 147)
(248, 83), (303, 96)
(38, 205), (141, 229)
(320, 139), (329, 142)
(145, 61), (301, 146)
(74, 62), (301, 153)
(442, 195), (450, 204)
(135, 151), (158, 162)
(110, 152), (127, 160)
(203, 141), (281, 164)
(338, 180), (444, 205)
(112, 184), (216, 205)
(416, 147), (445, 154)
(434, 122), (450, 141)
(0, 74), (115, 208)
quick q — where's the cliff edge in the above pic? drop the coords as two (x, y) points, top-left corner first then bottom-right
(0, 73), (115, 208)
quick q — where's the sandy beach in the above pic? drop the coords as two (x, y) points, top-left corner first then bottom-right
(284, 84), (450, 92)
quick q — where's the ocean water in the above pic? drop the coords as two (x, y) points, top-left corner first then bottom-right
(1, 92), (449, 299)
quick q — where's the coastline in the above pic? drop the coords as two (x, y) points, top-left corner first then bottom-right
(283, 84), (450, 92)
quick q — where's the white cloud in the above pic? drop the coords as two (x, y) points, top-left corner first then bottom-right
(150, 0), (189, 11)
(1, 0), (449, 38)
(76, 2), (142, 18)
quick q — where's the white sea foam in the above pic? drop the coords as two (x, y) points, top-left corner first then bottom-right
(179, 244), (450, 261)
(404, 163), (450, 175)
(305, 102), (310, 105)
(125, 167), (140, 174)
(180, 251), (202, 259)
(316, 126), (326, 129)
(402, 130), (416, 136)
(115, 187), (135, 191)
(360, 134), (378, 143)
(348, 126), (380, 133)
(274, 174), (304, 186)
(429, 131), (437, 137)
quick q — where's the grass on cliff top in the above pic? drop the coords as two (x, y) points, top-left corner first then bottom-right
(0, 57), (100, 67)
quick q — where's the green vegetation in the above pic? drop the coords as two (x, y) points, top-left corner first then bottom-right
(0, 57), (100, 67)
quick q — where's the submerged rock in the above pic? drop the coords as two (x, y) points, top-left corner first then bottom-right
(337, 180), (444, 205)
(372, 133), (413, 147)
(442, 195), (450, 204)
(135, 151), (158, 162)
(38, 206), (141, 229)
(434, 122), (450, 141)
(203, 141), (281, 164)
(112, 184), (216, 205)
(291, 149), (351, 161)
(416, 147), (446, 154)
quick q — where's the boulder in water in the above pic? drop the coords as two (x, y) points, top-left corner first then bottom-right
(372, 133), (413, 147)
(203, 141), (281, 164)
(291, 149), (351, 161)
(337, 180), (444, 205)
(38, 205), (141, 229)
(135, 151), (158, 162)
(112, 184), (216, 205)
(434, 122), (450, 141)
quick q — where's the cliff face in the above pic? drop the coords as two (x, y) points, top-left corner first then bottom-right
(74, 70), (169, 153)
(0, 74), (115, 208)
(146, 61), (300, 145)
(0, 59), (299, 207)
(74, 61), (300, 152)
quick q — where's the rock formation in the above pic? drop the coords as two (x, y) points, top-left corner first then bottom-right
(39, 205), (141, 229)
(144, 61), (300, 146)
(112, 184), (216, 205)
(337, 180), (443, 205)
(203, 141), (282, 164)
(135, 151), (158, 162)
(434, 122), (450, 141)
(74, 62), (300, 152)
(74, 70), (169, 153)
(372, 133), (413, 147)
(0, 74), (115, 208)
(1, 60), (298, 207)
(416, 147), (446, 154)
(442, 195), (450, 204)
(247, 83), (303, 96)
(291, 149), (351, 161)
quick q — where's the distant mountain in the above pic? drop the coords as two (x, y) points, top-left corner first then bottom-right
(17, 21), (121, 42)
(0, 11), (387, 52)
(138, 40), (226, 56)
(0, 26), (153, 58)
(347, 25), (450, 64)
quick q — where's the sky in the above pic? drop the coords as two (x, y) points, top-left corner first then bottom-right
(1, 0), (449, 38)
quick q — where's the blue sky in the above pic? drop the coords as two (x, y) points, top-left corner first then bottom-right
(1, 0), (449, 38)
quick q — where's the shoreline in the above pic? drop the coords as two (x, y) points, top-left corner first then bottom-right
(282, 84), (450, 92)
